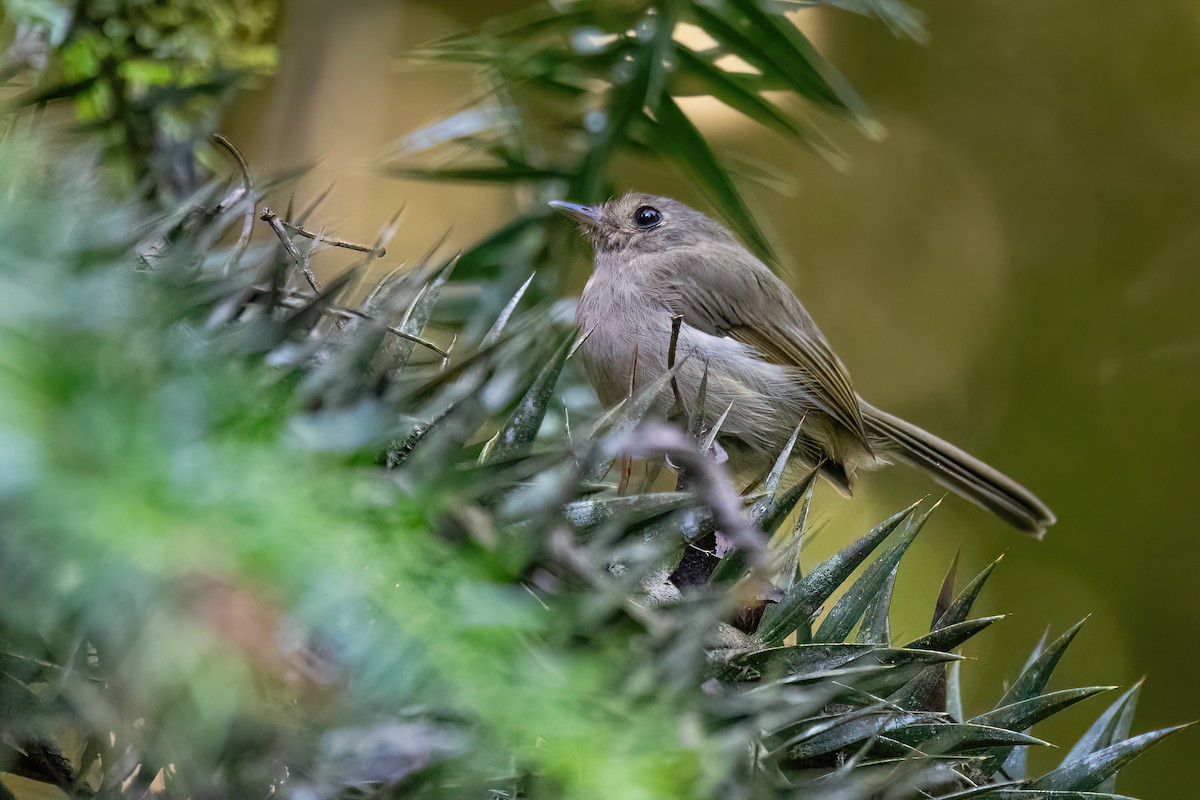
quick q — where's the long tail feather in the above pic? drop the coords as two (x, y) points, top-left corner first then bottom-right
(861, 403), (1056, 537)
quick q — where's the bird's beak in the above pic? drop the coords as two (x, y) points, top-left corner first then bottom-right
(548, 200), (601, 227)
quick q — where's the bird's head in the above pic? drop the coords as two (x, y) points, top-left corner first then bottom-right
(549, 191), (737, 257)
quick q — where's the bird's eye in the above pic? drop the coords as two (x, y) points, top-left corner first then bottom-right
(633, 206), (662, 229)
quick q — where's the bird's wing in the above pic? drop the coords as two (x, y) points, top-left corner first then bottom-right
(653, 246), (868, 445)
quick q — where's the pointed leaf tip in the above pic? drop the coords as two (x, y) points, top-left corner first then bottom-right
(1031, 723), (1192, 792)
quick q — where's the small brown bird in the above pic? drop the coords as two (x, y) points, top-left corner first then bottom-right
(551, 192), (1055, 537)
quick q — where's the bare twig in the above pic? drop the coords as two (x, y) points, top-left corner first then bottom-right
(211, 134), (251, 199)
(210, 134), (255, 274)
(279, 218), (388, 257)
(667, 314), (685, 420)
(260, 206), (322, 294)
(266, 285), (449, 358)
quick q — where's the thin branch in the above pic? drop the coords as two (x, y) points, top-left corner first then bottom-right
(260, 206), (321, 294)
(667, 314), (685, 420)
(211, 133), (255, 274)
(266, 286), (449, 358)
(279, 218), (387, 257)
(211, 133), (250, 191)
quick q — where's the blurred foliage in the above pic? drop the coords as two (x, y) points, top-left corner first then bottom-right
(389, 0), (926, 293)
(1, 0), (277, 196)
(0, 135), (1184, 799)
(0, 1), (1189, 799)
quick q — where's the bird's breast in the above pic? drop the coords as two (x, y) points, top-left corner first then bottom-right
(577, 272), (673, 406)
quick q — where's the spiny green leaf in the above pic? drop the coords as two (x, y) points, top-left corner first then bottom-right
(581, 366), (679, 481)
(1066, 681), (1143, 763)
(932, 550), (959, 628)
(479, 330), (574, 464)
(757, 502), (916, 643)
(699, 399), (732, 452)
(707, 467), (818, 587)
(715, 643), (959, 683)
(880, 722), (1051, 754)
(786, 715), (1047, 761)
(770, 481), (813, 589)
(937, 552), (1005, 629)
(784, 710), (942, 759)
(814, 501), (933, 643)
(890, 615), (1005, 712)
(751, 462), (820, 537)
(687, 361), (710, 439)
(971, 687), (1115, 736)
(895, 553), (986, 713)
(481, 272), (535, 347)
(930, 781), (1027, 799)
(960, 791), (1137, 800)
(1063, 680), (1143, 792)
(764, 421), (805, 499)
(905, 616), (1006, 653)
(561, 492), (698, 536)
(980, 619), (1089, 777)
(856, 564), (896, 645)
(998, 619), (1088, 709)
(1028, 724), (1193, 792)
(380, 257), (455, 379)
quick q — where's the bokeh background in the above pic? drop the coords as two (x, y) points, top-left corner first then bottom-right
(221, 1), (1199, 796)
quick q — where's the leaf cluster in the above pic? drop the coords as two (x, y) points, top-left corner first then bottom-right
(392, 0), (923, 281)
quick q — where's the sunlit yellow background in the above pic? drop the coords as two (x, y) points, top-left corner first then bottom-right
(222, 2), (1200, 796)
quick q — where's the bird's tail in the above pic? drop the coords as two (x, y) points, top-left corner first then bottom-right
(860, 403), (1055, 538)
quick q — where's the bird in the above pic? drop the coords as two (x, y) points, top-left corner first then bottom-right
(549, 191), (1056, 537)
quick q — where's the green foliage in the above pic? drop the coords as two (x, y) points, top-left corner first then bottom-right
(1, 0), (277, 194)
(392, 0), (921, 290)
(0, 134), (1185, 799)
(0, 1), (1187, 798)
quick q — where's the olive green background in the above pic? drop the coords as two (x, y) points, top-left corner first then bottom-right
(231, 1), (1200, 795)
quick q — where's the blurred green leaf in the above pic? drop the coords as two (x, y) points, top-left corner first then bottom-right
(480, 329), (574, 464)
(650, 94), (776, 263)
